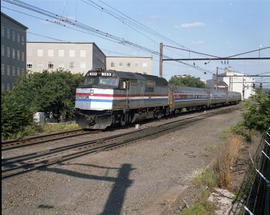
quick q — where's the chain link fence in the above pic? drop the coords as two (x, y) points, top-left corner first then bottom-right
(229, 128), (270, 215)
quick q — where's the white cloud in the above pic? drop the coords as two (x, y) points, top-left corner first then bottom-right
(181, 22), (206, 28)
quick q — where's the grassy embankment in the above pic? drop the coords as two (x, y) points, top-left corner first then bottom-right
(181, 130), (243, 215)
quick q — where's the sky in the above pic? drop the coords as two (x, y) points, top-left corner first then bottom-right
(2, 0), (270, 86)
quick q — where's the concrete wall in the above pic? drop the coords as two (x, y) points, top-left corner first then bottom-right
(1, 12), (27, 91)
(27, 42), (106, 75)
(106, 56), (152, 75)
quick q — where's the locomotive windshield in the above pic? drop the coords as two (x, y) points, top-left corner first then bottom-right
(84, 76), (119, 88)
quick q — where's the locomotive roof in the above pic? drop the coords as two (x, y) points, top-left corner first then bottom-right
(108, 70), (168, 86)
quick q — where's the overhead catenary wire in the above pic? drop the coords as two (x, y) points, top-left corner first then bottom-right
(28, 32), (65, 42)
(3, 0), (214, 75)
(164, 44), (270, 59)
(80, 0), (158, 44)
(97, 0), (188, 49)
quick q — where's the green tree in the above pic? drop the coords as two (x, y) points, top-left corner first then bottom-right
(168, 75), (207, 88)
(1, 91), (36, 140)
(1, 69), (84, 140)
(12, 69), (84, 121)
(243, 89), (270, 132)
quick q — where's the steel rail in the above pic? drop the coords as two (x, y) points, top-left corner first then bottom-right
(1, 105), (240, 179)
(2, 129), (95, 151)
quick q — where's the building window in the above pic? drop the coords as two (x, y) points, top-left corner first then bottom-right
(1, 26), (4, 38)
(48, 49), (54, 57)
(12, 66), (16, 76)
(37, 49), (43, 57)
(21, 35), (25, 45)
(111, 62), (115, 67)
(21, 68), (25, 75)
(48, 63), (54, 69)
(17, 50), (20, 60)
(69, 62), (74, 69)
(12, 30), (16, 41)
(7, 28), (10, 39)
(17, 67), (20, 75)
(119, 62), (122, 67)
(80, 50), (86, 57)
(142, 62), (148, 68)
(21, 51), (25, 61)
(135, 63), (138, 67)
(58, 50), (64, 57)
(12, 48), (15, 59)
(7, 47), (10, 58)
(1, 64), (4, 75)
(127, 62), (131, 67)
(7, 65), (10, 76)
(17, 33), (20, 43)
(69, 50), (75, 57)
(80, 63), (86, 69)
(1, 45), (4, 57)
(27, 63), (32, 69)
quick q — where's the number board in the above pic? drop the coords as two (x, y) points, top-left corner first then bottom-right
(88, 71), (113, 77)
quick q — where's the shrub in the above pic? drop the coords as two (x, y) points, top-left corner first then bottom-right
(243, 89), (270, 132)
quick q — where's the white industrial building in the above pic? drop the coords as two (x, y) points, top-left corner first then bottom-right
(26, 42), (106, 75)
(27, 42), (153, 76)
(207, 67), (255, 100)
(106, 56), (152, 75)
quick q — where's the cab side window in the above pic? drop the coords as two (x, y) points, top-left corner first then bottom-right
(145, 80), (154, 92)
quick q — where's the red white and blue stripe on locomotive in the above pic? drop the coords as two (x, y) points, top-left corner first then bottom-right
(75, 70), (241, 129)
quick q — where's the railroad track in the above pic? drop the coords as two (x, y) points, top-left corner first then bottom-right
(1, 105), (240, 179)
(1, 129), (95, 151)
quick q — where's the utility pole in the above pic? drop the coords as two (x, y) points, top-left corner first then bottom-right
(159, 42), (163, 77)
(215, 67), (218, 90)
(242, 75), (245, 100)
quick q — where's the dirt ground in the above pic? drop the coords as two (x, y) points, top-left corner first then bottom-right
(2, 105), (247, 215)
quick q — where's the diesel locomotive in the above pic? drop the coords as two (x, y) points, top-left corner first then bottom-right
(75, 69), (241, 129)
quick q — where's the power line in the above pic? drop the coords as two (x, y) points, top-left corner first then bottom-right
(80, 0), (158, 44)
(163, 57), (270, 61)
(28, 32), (65, 41)
(227, 46), (270, 58)
(164, 44), (270, 58)
(3, 0), (214, 75)
(97, 0), (188, 48)
(164, 44), (219, 58)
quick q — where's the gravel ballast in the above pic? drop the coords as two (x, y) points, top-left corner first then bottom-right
(2, 106), (243, 215)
